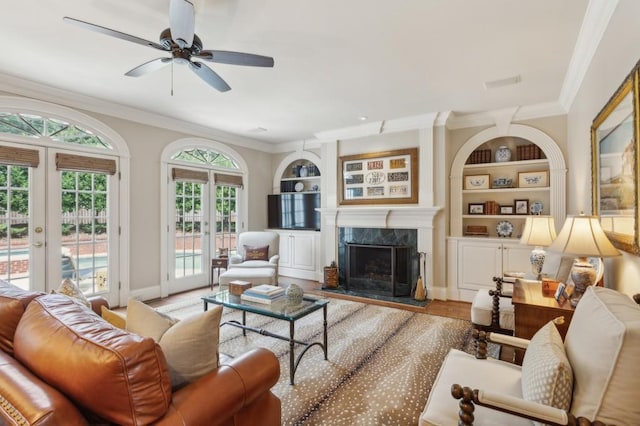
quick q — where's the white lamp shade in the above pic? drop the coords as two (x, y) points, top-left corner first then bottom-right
(520, 216), (557, 247)
(547, 215), (620, 257)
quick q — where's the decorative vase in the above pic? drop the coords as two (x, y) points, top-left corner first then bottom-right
(529, 247), (546, 279)
(495, 146), (511, 163)
(285, 283), (304, 304)
(570, 258), (597, 305)
(299, 165), (309, 177)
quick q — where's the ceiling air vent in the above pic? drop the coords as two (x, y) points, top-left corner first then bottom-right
(484, 75), (521, 90)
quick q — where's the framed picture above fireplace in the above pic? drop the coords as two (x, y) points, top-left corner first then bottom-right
(339, 148), (419, 205)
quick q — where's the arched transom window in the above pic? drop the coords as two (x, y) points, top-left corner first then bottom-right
(0, 112), (112, 149)
(171, 147), (237, 169)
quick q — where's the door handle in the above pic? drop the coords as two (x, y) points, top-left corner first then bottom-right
(33, 241), (43, 248)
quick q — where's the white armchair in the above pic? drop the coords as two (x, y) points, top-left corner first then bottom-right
(228, 231), (280, 278)
(421, 286), (640, 425)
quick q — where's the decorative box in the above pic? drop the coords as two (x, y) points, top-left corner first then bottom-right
(229, 280), (252, 296)
(541, 278), (560, 297)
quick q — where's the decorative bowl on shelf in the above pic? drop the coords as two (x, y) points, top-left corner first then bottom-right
(496, 220), (514, 238)
(492, 177), (513, 188)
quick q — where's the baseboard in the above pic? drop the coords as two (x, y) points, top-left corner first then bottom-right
(128, 286), (162, 304)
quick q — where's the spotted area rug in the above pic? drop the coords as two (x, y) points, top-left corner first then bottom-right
(159, 297), (473, 425)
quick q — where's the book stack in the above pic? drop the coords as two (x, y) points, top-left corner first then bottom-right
(466, 149), (492, 164)
(240, 284), (285, 304)
(516, 144), (543, 160)
(484, 200), (499, 215)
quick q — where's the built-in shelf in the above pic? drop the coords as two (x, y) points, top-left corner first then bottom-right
(463, 159), (548, 169)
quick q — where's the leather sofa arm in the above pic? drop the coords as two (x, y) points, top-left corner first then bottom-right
(88, 295), (109, 315)
(155, 348), (281, 426)
(451, 384), (608, 426)
(269, 254), (280, 264)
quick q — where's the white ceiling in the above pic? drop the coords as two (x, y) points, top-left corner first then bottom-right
(0, 0), (605, 146)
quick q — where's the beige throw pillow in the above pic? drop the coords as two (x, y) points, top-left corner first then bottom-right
(159, 306), (223, 388)
(521, 320), (573, 419)
(125, 298), (223, 389)
(52, 278), (91, 308)
(126, 298), (178, 341)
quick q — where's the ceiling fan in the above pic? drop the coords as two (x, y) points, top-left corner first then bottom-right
(63, 0), (274, 92)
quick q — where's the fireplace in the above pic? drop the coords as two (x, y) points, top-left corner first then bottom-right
(346, 243), (411, 297)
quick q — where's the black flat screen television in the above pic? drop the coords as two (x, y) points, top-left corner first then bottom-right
(268, 193), (320, 231)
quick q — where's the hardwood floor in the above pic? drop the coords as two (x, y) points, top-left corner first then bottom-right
(145, 277), (471, 322)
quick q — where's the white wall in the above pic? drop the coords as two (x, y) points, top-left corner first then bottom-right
(566, 0), (640, 297)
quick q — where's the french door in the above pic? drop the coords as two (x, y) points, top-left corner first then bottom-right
(0, 142), (120, 305)
(168, 166), (240, 294)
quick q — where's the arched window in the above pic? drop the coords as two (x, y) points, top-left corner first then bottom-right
(0, 98), (129, 308)
(171, 147), (238, 168)
(161, 140), (248, 296)
(0, 112), (112, 149)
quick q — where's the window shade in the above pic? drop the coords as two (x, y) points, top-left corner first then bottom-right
(172, 167), (209, 183)
(214, 173), (243, 188)
(0, 146), (39, 167)
(56, 153), (117, 175)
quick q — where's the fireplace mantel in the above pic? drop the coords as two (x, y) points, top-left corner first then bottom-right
(319, 206), (442, 229)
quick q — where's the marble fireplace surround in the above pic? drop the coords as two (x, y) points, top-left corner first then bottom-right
(320, 206), (442, 298)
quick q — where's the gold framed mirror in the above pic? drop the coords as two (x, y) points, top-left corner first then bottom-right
(591, 61), (640, 256)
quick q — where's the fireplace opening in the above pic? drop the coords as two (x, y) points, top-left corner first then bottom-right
(346, 243), (411, 297)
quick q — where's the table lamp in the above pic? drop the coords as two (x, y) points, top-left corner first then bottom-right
(519, 215), (556, 279)
(547, 215), (620, 304)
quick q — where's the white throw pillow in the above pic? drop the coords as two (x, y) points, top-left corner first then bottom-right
(521, 320), (573, 418)
(564, 286), (640, 425)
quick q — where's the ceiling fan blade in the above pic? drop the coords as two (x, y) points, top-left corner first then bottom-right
(169, 0), (195, 49)
(198, 50), (274, 67)
(125, 58), (172, 77)
(189, 62), (231, 92)
(63, 17), (168, 51)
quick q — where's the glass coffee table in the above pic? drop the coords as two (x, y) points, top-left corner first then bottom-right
(202, 290), (329, 385)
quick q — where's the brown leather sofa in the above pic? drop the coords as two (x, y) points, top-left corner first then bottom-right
(0, 280), (281, 425)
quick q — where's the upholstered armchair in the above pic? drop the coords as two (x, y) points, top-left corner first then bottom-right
(420, 286), (640, 425)
(228, 231), (280, 278)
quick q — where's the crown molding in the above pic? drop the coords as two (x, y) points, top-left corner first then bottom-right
(558, 0), (619, 111)
(313, 113), (439, 142)
(0, 72), (275, 153)
(446, 101), (566, 130)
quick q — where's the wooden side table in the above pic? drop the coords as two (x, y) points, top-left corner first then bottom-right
(512, 279), (575, 363)
(210, 258), (228, 289)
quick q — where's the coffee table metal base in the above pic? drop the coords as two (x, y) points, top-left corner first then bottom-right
(220, 307), (327, 385)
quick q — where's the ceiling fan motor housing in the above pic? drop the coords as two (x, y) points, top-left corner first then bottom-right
(160, 28), (202, 55)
